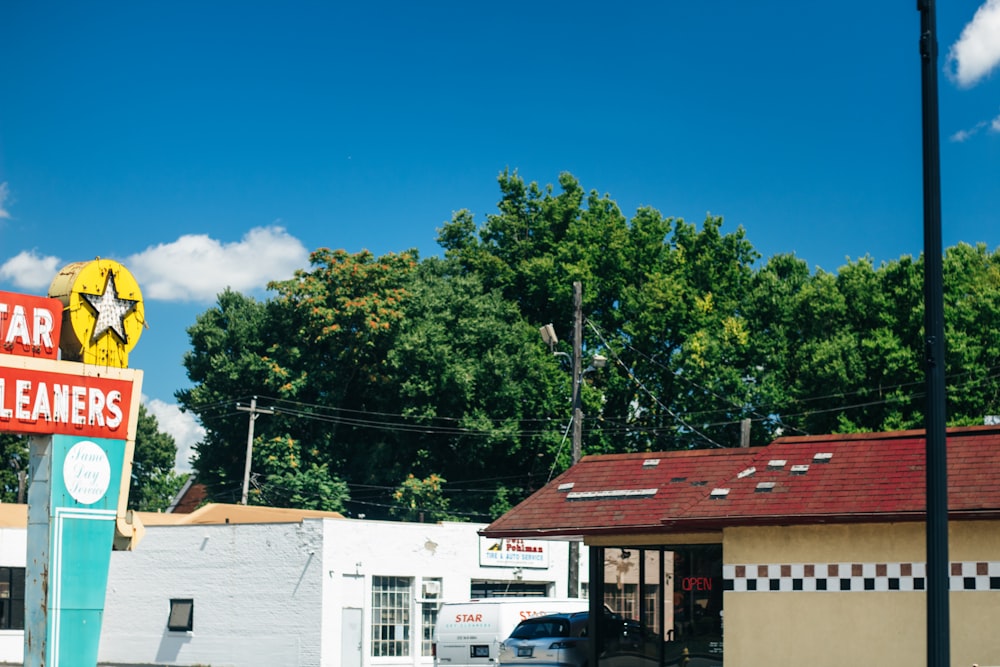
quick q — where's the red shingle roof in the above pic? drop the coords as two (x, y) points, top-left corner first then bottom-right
(481, 425), (1000, 539)
(484, 447), (755, 539)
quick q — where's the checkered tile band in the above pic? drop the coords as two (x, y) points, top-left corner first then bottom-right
(723, 561), (1000, 592)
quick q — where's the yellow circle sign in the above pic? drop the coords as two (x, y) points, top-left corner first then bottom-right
(48, 259), (145, 367)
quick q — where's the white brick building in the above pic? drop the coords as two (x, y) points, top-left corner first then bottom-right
(0, 503), (587, 666)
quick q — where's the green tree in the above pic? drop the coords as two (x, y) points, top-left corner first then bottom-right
(0, 433), (28, 503)
(438, 170), (764, 453)
(179, 171), (1000, 522)
(389, 473), (462, 523)
(942, 243), (1000, 424)
(177, 289), (276, 503)
(129, 404), (186, 511)
(384, 259), (568, 511)
(249, 435), (349, 511)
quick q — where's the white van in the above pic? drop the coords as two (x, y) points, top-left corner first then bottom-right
(433, 597), (589, 666)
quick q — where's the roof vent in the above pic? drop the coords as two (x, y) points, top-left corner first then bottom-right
(709, 488), (730, 499)
(690, 480), (707, 487)
(737, 466), (756, 479)
(755, 482), (776, 493)
(813, 452), (833, 463)
(557, 483), (575, 492)
(566, 488), (658, 501)
(642, 458), (660, 468)
(670, 476), (687, 483)
(790, 464), (809, 475)
(767, 459), (786, 470)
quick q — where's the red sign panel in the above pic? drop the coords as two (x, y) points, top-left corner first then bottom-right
(1, 290), (63, 359)
(0, 365), (134, 438)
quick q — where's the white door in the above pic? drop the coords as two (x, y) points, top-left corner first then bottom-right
(341, 607), (363, 667)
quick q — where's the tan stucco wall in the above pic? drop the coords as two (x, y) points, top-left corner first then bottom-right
(723, 521), (1000, 667)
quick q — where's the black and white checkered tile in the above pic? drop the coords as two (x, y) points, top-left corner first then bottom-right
(723, 561), (1000, 592)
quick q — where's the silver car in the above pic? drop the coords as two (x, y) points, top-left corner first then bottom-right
(498, 612), (589, 666)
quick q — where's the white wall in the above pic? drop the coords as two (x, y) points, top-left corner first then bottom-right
(101, 520), (326, 667)
(0, 527), (26, 664)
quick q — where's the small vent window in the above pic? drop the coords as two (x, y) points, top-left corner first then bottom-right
(168, 599), (193, 632)
(670, 477), (687, 483)
(755, 482), (776, 493)
(737, 466), (756, 479)
(558, 483), (575, 492)
(642, 458), (660, 468)
(814, 452), (833, 463)
(709, 488), (730, 499)
(767, 459), (786, 470)
(790, 464), (809, 475)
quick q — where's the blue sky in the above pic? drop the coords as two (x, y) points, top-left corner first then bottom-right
(2, 1), (998, 471)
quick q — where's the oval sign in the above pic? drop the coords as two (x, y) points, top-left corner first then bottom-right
(62, 440), (112, 505)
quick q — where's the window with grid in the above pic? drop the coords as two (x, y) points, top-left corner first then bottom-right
(372, 576), (411, 656)
(0, 568), (25, 630)
(421, 578), (442, 656)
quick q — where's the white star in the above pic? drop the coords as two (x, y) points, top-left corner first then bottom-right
(81, 271), (139, 345)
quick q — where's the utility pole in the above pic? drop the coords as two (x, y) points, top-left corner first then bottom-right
(238, 396), (274, 505)
(569, 280), (583, 598)
(571, 281), (583, 465)
(917, 1), (949, 665)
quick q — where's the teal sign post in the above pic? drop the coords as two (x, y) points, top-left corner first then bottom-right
(26, 435), (128, 666)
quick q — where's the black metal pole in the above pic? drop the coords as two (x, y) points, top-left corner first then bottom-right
(917, 1), (950, 665)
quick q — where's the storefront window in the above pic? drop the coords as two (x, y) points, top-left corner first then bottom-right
(593, 545), (723, 666)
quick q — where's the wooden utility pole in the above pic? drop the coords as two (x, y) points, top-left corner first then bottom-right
(569, 281), (583, 598)
(238, 396), (274, 505)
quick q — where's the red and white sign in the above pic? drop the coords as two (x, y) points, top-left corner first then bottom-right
(1, 290), (63, 360)
(0, 362), (135, 438)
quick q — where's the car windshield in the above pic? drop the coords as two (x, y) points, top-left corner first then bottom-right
(510, 618), (571, 639)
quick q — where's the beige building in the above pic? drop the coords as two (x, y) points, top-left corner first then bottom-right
(482, 425), (1000, 666)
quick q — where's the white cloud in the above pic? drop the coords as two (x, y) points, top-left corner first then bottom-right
(0, 182), (10, 219)
(950, 119), (988, 142)
(949, 108), (1000, 141)
(946, 0), (1000, 88)
(145, 397), (205, 473)
(126, 225), (309, 303)
(0, 250), (63, 291)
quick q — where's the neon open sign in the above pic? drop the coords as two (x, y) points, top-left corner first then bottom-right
(681, 576), (714, 591)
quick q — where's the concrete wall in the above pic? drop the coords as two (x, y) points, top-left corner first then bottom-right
(723, 521), (1000, 667)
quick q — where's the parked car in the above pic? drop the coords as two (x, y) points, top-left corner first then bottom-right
(498, 609), (659, 666)
(498, 611), (589, 666)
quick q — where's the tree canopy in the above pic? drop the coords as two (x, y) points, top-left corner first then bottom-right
(177, 169), (1000, 521)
